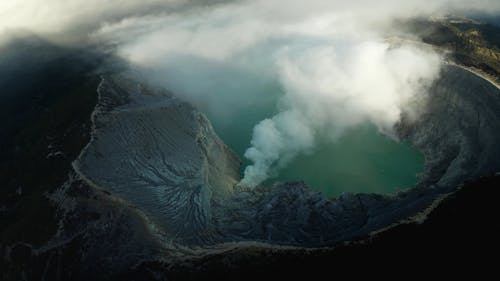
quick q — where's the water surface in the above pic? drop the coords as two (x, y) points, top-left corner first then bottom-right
(205, 88), (424, 197)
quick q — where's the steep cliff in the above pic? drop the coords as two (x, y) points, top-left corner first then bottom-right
(398, 65), (500, 188)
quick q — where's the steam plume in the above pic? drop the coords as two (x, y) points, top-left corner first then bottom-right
(2, 0), (500, 187)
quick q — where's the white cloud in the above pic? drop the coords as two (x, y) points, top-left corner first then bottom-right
(1, 0), (498, 187)
(94, 0), (450, 187)
(95, 0), (497, 187)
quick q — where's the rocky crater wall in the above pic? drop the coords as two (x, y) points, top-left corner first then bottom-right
(73, 64), (500, 250)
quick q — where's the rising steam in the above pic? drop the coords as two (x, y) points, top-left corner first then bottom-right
(94, 0), (445, 187)
(2, 0), (499, 187)
(238, 42), (441, 187)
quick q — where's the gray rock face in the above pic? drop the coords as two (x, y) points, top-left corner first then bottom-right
(215, 183), (441, 246)
(398, 65), (500, 188)
(73, 65), (500, 251)
(73, 75), (240, 245)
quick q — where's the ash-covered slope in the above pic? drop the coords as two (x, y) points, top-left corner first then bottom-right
(72, 74), (434, 248)
(73, 75), (241, 245)
(72, 64), (500, 250)
(398, 64), (500, 188)
(2, 47), (500, 280)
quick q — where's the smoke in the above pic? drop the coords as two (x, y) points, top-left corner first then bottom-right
(239, 42), (441, 187)
(93, 0), (447, 188)
(1, 0), (499, 187)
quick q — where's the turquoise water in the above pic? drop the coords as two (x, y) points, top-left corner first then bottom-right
(262, 124), (424, 197)
(205, 87), (424, 197)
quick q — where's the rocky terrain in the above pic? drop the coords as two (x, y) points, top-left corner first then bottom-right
(74, 74), (240, 246)
(119, 173), (500, 280)
(72, 64), (500, 251)
(2, 24), (500, 279)
(398, 65), (500, 188)
(408, 17), (500, 86)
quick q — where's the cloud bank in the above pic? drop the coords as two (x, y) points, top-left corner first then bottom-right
(2, 0), (499, 187)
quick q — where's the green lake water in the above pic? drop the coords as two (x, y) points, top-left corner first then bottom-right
(205, 85), (424, 197)
(264, 124), (424, 197)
